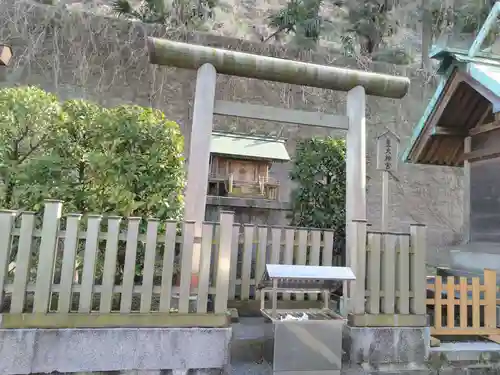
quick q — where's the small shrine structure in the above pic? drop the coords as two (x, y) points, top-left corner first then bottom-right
(208, 132), (290, 201)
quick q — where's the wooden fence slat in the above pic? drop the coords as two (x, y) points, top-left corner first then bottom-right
(382, 234), (396, 314)
(309, 230), (321, 301)
(282, 228), (295, 301)
(270, 228), (281, 264)
(34, 200), (63, 313)
(397, 234), (410, 314)
(446, 276), (455, 329)
(214, 212), (234, 313)
(140, 220), (159, 313)
(10, 212), (36, 313)
(255, 226), (268, 300)
(472, 277), (480, 328)
(410, 224), (427, 314)
(197, 223), (214, 313)
(434, 276), (442, 329)
(459, 277), (468, 328)
(484, 269), (497, 328)
(228, 224), (240, 300)
(0, 210), (16, 307)
(159, 221), (177, 312)
(351, 220), (367, 315)
(295, 229), (308, 301)
(100, 217), (122, 313)
(178, 221), (195, 314)
(322, 231), (334, 267)
(57, 214), (81, 313)
(367, 232), (381, 314)
(79, 215), (102, 313)
(120, 217), (141, 313)
(240, 225), (254, 300)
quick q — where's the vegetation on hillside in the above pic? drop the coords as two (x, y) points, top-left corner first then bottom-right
(101, 0), (500, 66)
(0, 86), (185, 221)
(267, 0), (497, 64)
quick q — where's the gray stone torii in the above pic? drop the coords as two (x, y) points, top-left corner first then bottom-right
(147, 37), (410, 305)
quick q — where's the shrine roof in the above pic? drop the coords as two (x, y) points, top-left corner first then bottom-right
(403, 47), (500, 166)
(210, 132), (290, 162)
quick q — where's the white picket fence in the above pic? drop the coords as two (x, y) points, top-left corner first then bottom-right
(0, 200), (343, 320)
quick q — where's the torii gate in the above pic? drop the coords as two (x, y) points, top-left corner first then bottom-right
(147, 37), (410, 308)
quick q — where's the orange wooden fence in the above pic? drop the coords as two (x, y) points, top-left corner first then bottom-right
(426, 269), (498, 336)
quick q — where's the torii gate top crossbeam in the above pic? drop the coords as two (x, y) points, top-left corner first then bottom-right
(147, 38), (410, 99)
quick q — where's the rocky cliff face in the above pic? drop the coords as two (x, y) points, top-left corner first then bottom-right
(0, 0), (463, 254)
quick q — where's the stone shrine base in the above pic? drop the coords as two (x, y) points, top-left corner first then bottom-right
(0, 327), (231, 375)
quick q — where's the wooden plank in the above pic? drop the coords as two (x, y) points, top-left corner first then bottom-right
(214, 212), (234, 313)
(120, 217), (141, 313)
(410, 224), (427, 314)
(240, 225), (254, 300)
(351, 220), (367, 315)
(484, 269), (498, 328)
(459, 277), (468, 329)
(282, 228), (295, 300)
(308, 230), (321, 301)
(469, 119), (500, 136)
(57, 214), (81, 313)
(0, 211), (17, 307)
(178, 221), (195, 313)
(382, 234), (396, 314)
(295, 229), (308, 301)
(431, 328), (499, 335)
(472, 277), (480, 328)
(140, 219), (159, 313)
(462, 147), (500, 163)
(0, 312), (230, 329)
(255, 226), (268, 300)
(228, 224), (240, 300)
(397, 234), (410, 315)
(197, 223), (214, 313)
(10, 212), (36, 313)
(463, 137), (471, 242)
(100, 216), (121, 313)
(159, 221), (177, 312)
(34, 201), (63, 313)
(434, 276), (443, 329)
(434, 126), (467, 136)
(322, 231), (334, 266)
(446, 276), (455, 328)
(214, 100), (349, 130)
(79, 215), (102, 313)
(367, 232), (381, 314)
(270, 227), (281, 264)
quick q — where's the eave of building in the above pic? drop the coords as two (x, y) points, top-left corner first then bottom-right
(403, 48), (500, 167)
(210, 132), (290, 162)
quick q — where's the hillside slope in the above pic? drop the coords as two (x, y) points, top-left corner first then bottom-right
(57, 0), (425, 58)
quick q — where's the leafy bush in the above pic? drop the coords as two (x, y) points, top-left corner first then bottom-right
(0, 87), (185, 221)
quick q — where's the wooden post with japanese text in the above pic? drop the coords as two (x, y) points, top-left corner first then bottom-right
(376, 130), (400, 231)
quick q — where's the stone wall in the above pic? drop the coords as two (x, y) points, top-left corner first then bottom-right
(0, 0), (464, 254)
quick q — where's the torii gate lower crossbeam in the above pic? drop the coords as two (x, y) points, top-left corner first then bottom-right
(147, 38), (410, 312)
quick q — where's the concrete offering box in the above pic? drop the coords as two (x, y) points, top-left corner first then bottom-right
(258, 264), (355, 375)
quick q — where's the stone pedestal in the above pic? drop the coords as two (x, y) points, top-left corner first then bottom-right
(343, 325), (430, 368)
